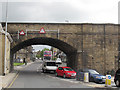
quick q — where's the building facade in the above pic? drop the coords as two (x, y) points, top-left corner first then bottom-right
(14, 46), (34, 63)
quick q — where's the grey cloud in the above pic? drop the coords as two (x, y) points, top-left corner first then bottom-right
(1, 2), (89, 22)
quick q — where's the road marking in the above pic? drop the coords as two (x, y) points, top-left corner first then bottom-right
(7, 73), (19, 88)
(8, 62), (37, 88)
(46, 75), (79, 84)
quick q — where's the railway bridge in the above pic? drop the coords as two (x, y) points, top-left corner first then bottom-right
(2, 22), (120, 75)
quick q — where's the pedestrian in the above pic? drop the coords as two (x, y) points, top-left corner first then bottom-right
(23, 58), (27, 65)
(23, 58), (25, 63)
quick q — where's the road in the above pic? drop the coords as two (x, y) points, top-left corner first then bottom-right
(10, 60), (93, 88)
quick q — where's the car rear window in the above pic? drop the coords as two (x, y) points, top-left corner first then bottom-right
(46, 62), (56, 66)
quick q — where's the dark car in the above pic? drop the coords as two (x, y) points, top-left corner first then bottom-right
(114, 69), (120, 87)
(76, 69), (106, 83)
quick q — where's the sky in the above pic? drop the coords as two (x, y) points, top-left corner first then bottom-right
(0, 0), (119, 23)
(32, 45), (51, 52)
(0, 0), (120, 51)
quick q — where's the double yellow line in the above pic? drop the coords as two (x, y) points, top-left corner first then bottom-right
(7, 62), (33, 88)
(7, 72), (19, 88)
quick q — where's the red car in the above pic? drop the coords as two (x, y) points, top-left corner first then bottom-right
(56, 67), (76, 78)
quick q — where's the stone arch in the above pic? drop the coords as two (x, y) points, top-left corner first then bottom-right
(10, 37), (78, 71)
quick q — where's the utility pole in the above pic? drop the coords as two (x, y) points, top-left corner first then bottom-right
(4, 0), (8, 76)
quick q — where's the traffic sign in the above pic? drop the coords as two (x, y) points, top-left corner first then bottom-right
(19, 30), (25, 35)
(108, 76), (111, 79)
(39, 27), (46, 34)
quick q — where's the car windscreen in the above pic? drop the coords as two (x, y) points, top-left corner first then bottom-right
(64, 68), (73, 71)
(47, 62), (56, 66)
(89, 70), (99, 74)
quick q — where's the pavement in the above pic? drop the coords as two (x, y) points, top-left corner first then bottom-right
(0, 61), (34, 89)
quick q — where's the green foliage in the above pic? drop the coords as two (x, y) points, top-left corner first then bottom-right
(36, 48), (50, 58)
(53, 57), (57, 60)
(13, 63), (24, 66)
(36, 54), (41, 59)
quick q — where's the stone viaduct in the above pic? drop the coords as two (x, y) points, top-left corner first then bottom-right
(2, 22), (120, 75)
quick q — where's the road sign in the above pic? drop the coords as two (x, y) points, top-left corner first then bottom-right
(108, 76), (111, 79)
(105, 75), (111, 87)
(19, 30), (25, 35)
(39, 27), (46, 34)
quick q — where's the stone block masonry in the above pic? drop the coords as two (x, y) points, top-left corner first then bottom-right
(2, 23), (119, 75)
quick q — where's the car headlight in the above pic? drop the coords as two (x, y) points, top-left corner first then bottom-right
(96, 76), (101, 79)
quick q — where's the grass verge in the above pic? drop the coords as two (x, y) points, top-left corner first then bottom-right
(13, 63), (24, 66)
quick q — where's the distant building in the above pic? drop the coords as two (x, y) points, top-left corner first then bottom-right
(14, 46), (34, 63)
(52, 47), (66, 62)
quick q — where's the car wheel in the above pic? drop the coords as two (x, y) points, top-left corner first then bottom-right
(63, 74), (66, 78)
(56, 73), (58, 77)
(116, 80), (120, 87)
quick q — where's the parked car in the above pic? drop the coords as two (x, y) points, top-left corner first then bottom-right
(114, 68), (120, 87)
(76, 69), (106, 83)
(56, 67), (76, 78)
(56, 58), (62, 64)
(42, 60), (58, 73)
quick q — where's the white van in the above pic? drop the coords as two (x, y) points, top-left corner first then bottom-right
(42, 60), (58, 73)
(56, 58), (62, 64)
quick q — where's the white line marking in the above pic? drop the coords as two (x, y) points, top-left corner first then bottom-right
(46, 75), (79, 84)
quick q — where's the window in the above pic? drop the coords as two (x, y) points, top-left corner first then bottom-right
(46, 62), (56, 66)
(64, 68), (73, 71)
(89, 70), (99, 74)
(58, 67), (63, 70)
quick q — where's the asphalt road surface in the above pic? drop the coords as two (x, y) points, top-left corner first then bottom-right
(10, 60), (93, 88)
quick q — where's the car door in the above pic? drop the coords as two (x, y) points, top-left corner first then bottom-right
(60, 68), (64, 76)
(57, 67), (62, 76)
(59, 67), (64, 76)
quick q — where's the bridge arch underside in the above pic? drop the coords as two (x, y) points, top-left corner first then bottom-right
(11, 37), (77, 70)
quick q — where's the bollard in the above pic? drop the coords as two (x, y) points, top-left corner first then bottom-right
(105, 75), (111, 87)
(84, 72), (89, 82)
(105, 76), (108, 86)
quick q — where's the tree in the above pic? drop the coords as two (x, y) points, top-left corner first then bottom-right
(36, 54), (41, 59)
(36, 50), (41, 59)
(36, 48), (50, 59)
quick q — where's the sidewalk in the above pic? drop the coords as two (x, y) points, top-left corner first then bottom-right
(0, 71), (18, 88)
(0, 61), (34, 89)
